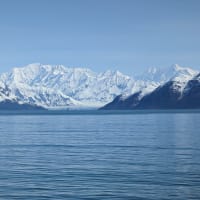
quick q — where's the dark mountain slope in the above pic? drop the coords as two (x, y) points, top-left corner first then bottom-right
(0, 100), (45, 110)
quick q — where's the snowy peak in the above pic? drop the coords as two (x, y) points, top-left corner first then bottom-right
(102, 66), (200, 110)
(0, 63), (199, 109)
(3, 63), (95, 85)
(165, 65), (199, 95)
(170, 64), (198, 81)
(137, 64), (198, 83)
(0, 63), (137, 109)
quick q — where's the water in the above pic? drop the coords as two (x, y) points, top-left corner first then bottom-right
(0, 111), (200, 199)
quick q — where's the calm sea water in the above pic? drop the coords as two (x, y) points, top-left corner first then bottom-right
(0, 110), (200, 200)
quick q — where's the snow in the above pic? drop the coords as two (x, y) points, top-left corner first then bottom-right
(136, 64), (198, 83)
(167, 65), (198, 97)
(0, 63), (198, 109)
(0, 64), (138, 108)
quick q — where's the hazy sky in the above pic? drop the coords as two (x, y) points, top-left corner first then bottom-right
(0, 0), (200, 75)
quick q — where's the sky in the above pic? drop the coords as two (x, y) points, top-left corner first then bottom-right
(0, 0), (200, 75)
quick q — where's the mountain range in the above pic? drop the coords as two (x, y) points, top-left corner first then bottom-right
(0, 63), (199, 110)
(102, 64), (200, 109)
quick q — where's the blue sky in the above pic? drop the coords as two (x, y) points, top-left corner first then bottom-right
(0, 0), (200, 75)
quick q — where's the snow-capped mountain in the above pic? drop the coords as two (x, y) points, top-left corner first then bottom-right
(137, 64), (198, 83)
(0, 63), (147, 109)
(0, 63), (198, 109)
(102, 65), (199, 110)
